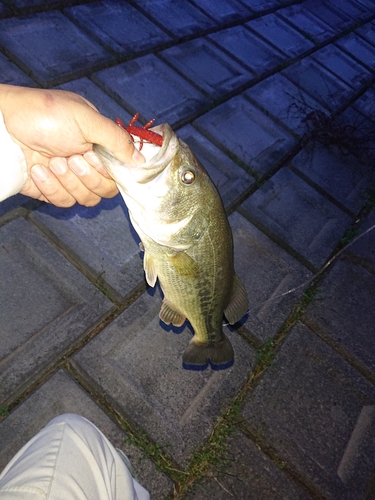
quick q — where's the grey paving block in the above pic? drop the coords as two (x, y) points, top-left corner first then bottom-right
(194, 96), (295, 175)
(93, 55), (208, 127)
(134, 0), (215, 38)
(240, 167), (353, 269)
(184, 430), (311, 499)
(348, 207), (375, 270)
(303, 0), (354, 30)
(159, 38), (252, 99)
(243, 72), (327, 137)
(72, 288), (256, 465)
(0, 52), (35, 86)
(0, 369), (173, 499)
(282, 57), (353, 111)
(0, 12), (113, 86)
(29, 196), (144, 303)
(0, 194), (32, 216)
(335, 0), (371, 20)
(312, 44), (371, 91)
(246, 13), (314, 57)
(65, 1), (171, 57)
(335, 33), (375, 72)
(276, 5), (335, 43)
(176, 125), (255, 209)
(352, 85), (375, 123)
(356, 21), (375, 48)
(188, 0), (252, 23)
(55, 77), (132, 123)
(239, 0), (280, 12)
(208, 25), (285, 76)
(291, 143), (374, 213)
(243, 323), (375, 500)
(305, 259), (375, 375)
(0, 217), (112, 406)
(230, 212), (312, 342)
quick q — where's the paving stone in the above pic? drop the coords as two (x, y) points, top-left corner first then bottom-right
(72, 287), (256, 465)
(243, 72), (327, 137)
(276, 5), (335, 43)
(240, 167), (353, 269)
(355, 21), (375, 48)
(0, 52), (35, 86)
(239, 0), (280, 12)
(176, 125), (255, 209)
(65, 1), (171, 57)
(305, 258), (375, 375)
(352, 85), (375, 123)
(335, 0), (371, 20)
(355, 0), (375, 12)
(348, 207), (375, 271)
(0, 2), (11, 16)
(246, 13), (314, 57)
(243, 323), (375, 499)
(311, 44), (371, 91)
(29, 196), (144, 303)
(208, 25), (285, 76)
(0, 369), (173, 499)
(56, 77), (132, 123)
(282, 57), (353, 111)
(303, 0), (354, 30)
(134, 0), (215, 38)
(335, 33), (375, 72)
(0, 12), (113, 86)
(291, 143), (374, 214)
(159, 38), (252, 99)
(0, 218), (112, 406)
(230, 212), (312, 342)
(93, 54), (208, 127)
(188, 0), (252, 23)
(184, 430), (311, 500)
(0, 194), (32, 217)
(194, 95), (295, 175)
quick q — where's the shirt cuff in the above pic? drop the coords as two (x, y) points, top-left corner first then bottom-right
(0, 110), (28, 202)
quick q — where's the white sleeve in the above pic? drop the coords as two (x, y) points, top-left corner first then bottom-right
(0, 110), (28, 202)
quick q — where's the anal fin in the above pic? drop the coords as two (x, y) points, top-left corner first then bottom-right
(224, 274), (248, 324)
(182, 335), (234, 371)
(159, 300), (186, 327)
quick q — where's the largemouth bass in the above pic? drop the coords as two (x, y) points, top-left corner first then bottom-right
(94, 123), (248, 370)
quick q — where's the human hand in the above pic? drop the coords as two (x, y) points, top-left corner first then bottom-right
(0, 84), (144, 207)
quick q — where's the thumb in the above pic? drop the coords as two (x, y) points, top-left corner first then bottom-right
(85, 112), (145, 165)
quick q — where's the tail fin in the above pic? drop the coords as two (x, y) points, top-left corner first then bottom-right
(182, 335), (234, 371)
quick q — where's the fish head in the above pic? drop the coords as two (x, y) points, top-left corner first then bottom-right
(93, 123), (216, 248)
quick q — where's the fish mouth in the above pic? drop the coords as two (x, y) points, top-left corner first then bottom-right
(93, 123), (178, 184)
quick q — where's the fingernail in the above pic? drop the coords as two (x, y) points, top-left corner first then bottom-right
(132, 148), (145, 165)
(84, 151), (103, 169)
(50, 158), (67, 175)
(69, 156), (87, 175)
(31, 164), (48, 182)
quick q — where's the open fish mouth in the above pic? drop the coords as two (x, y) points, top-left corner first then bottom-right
(94, 123), (178, 184)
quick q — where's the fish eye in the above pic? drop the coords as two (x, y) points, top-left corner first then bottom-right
(181, 169), (195, 184)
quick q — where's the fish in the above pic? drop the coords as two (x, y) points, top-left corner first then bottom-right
(94, 122), (248, 370)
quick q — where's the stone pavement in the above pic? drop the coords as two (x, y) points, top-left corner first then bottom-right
(0, 0), (375, 498)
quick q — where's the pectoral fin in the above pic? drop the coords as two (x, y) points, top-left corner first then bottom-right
(144, 251), (157, 287)
(167, 251), (200, 278)
(224, 274), (248, 324)
(159, 300), (186, 327)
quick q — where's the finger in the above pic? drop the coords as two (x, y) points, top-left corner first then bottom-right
(84, 113), (145, 165)
(83, 151), (112, 178)
(19, 176), (49, 202)
(49, 158), (102, 206)
(31, 164), (76, 207)
(68, 155), (119, 198)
